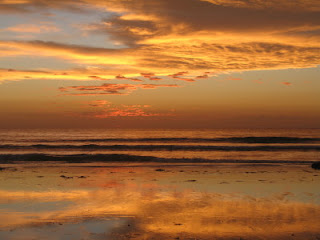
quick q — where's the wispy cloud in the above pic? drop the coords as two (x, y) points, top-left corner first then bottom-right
(59, 83), (180, 96)
(93, 104), (173, 118)
(0, 68), (144, 83)
(87, 100), (111, 107)
(2, 23), (60, 33)
(196, 74), (209, 79)
(281, 81), (292, 86)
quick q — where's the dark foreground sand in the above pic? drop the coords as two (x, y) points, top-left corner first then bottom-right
(0, 162), (319, 240)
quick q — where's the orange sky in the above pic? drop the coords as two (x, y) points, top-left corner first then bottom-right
(0, 0), (319, 128)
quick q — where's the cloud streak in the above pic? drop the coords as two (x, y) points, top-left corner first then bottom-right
(2, 23), (60, 33)
(93, 104), (173, 118)
(59, 83), (180, 96)
(281, 82), (292, 86)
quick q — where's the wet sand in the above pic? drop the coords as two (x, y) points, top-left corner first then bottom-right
(0, 162), (319, 240)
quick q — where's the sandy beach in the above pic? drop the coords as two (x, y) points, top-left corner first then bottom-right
(0, 161), (319, 240)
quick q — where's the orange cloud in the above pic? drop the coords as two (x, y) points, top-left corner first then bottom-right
(3, 23), (60, 33)
(115, 74), (129, 80)
(148, 77), (162, 81)
(281, 81), (292, 86)
(200, 0), (320, 11)
(0, 67), (150, 84)
(130, 78), (143, 82)
(59, 83), (138, 95)
(0, 0), (320, 93)
(1, 39), (319, 82)
(168, 72), (196, 82)
(196, 74), (209, 79)
(88, 75), (110, 81)
(115, 74), (143, 82)
(88, 100), (111, 107)
(141, 73), (154, 76)
(93, 104), (173, 118)
(139, 84), (179, 89)
(59, 83), (180, 96)
(169, 76), (195, 82)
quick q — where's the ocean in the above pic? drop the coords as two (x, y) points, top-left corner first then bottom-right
(1, 129), (320, 240)
(1, 128), (319, 164)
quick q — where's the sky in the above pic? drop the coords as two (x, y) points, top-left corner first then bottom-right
(0, 0), (319, 129)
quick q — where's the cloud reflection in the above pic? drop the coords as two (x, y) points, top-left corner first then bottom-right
(1, 186), (320, 239)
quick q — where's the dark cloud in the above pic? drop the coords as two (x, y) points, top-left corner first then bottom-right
(87, 0), (320, 46)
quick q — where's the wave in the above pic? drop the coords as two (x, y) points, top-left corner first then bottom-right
(3, 137), (320, 144)
(0, 144), (320, 151)
(0, 153), (316, 164)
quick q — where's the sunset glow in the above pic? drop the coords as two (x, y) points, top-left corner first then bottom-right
(0, 0), (319, 128)
(1, 3), (320, 239)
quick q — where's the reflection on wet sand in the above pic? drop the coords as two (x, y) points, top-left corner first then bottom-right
(0, 164), (319, 240)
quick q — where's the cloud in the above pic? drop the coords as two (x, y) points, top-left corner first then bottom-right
(0, 67), (145, 83)
(88, 75), (110, 81)
(196, 74), (209, 79)
(168, 72), (195, 82)
(0, 0), (93, 13)
(140, 73), (164, 81)
(200, 0), (320, 11)
(281, 81), (292, 86)
(130, 78), (143, 82)
(59, 83), (180, 96)
(0, 0), (319, 91)
(169, 76), (195, 82)
(2, 1), (320, 42)
(115, 74), (130, 80)
(148, 77), (162, 81)
(115, 74), (143, 82)
(0, 39), (319, 83)
(86, 0), (320, 49)
(139, 84), (179, 89)
(80, 100), (174, 118)
(85, 100), (171, 118)
(0, 40), (138, 66)
(93, 104), (173, 118)
(2, 23), (60, 33)
(1, 0), (319, 13)
(87, 100), (111, 107)
(140, 73), (155, 77)
(59, 83), (138, 95)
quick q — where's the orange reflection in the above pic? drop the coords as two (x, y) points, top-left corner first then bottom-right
(1, 186), (319, 239)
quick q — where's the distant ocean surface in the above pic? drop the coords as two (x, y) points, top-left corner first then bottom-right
(0, 129), (319, 164)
